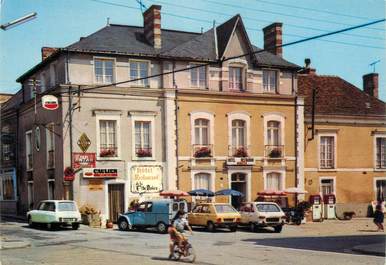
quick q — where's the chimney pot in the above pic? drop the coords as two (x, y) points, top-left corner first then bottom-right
(363, 73), (379, 98)
(143, 5), (162, 49)
(263, 22), (283, 57)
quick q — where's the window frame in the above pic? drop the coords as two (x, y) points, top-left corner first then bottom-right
(128, 59), (151, 87)
(228, 66), (244, 91)
(262, 69), (279, 93)
(263, 170), (285, 191)
(374, 135), (386, 170)
(318, 133), (337, 170)
(93, 57), (116, 84)
(190, 111), (215, 155)
(96, 114), (121, 160)
(190, 63), (207, 89)
(131, 114), (156, 161)
(25, 130), (33, 171)
(319, 177), (336, 196)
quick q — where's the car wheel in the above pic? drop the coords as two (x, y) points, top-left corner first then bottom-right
(274, 225), (283, 233)
(207, 221), (215, 232)
(156, 222), (167, 234)
(229, 225), (237, 232)
(249, 222), (256, 232)
(28, 216), (35, 228)
(72, 223), (80, 230)
(295, 219), (302, 226)
(118, 218), (129, 231)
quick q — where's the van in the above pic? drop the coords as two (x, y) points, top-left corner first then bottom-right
(117, 199), (187, 233)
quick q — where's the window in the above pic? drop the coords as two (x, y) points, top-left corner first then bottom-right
(99, 120), (117, 157)
(256, 204), (280, 212)
(48, 180), (55, 200)
(266, 172), (282, 191)
(320, 179), (334, 195)
(0, 176), (15, 200)
(194, 119), (209, 145)
(194, 173), (210, 190)
(2, 144), (11, 161)
(229, 67), (243, 91)
(129, 60), (149, 87)
(263, 70), (277, 92)
(375, 179), (386, 201)
(44, 202), (56, 212)
(376, 138), (386, 169)
(190, 64), (206, 88)
(58, 202), (77, 212)
(46, 123), (55, 168)
(232, 120), (246, 148)
(320, 136), (335, 169)
(267, 121), (280, 146)
(215, 204), (237, 213)
(94, 58), (114, 84)
(26, 131), (33, 170)
(135, 121), (152, 157)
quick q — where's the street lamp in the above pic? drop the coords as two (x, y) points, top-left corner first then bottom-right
(0, 12), (37, 30)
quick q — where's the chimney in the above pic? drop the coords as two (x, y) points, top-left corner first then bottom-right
(363, 73), (379, 98)
(263, 22), (283, 57)
(299, 58), (316, 75)
(143, 5), (162, 49)
(41, 47), (58, 61)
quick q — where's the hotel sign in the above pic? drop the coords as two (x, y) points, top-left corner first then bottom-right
(226, 157), (255, 166)
(131, 166), (162, 193)
(83, 168), (118, 178)
(72, 153), (96, 170)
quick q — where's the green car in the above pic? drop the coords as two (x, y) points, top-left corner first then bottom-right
(27, 200), (81, 230)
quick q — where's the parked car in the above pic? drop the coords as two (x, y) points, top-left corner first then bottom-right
(239, 202), (286, 232)
(117, 199), (187, 233)
(188, 203), (240, 232)
(27, 200), (81, 230)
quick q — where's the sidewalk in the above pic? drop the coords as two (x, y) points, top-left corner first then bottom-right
(352, 243), (385, 257)
(0, 236), (30, 250)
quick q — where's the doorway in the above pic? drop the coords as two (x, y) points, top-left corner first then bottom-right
(108, 184), (125, 223)
(231, 173), (246, 209)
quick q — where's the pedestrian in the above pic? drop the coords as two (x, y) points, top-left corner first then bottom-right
(373, 204), (384, 232)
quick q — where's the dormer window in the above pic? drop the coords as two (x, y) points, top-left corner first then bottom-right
(229, 67), (243, 91)
(263, 70), (277, 92)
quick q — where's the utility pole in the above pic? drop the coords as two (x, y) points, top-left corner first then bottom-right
(68, 86), (74, 200)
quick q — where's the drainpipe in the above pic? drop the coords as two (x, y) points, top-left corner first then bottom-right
(294, 95), (298, 206)
(175, 89), (179, 189)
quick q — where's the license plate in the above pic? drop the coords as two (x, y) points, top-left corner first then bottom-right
(266, 218), (279, 222)
(223, 219), (234, 222)
(63, 218), (75, 222)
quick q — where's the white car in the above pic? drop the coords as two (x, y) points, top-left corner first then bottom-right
(239, 202), (286, 233)
(27, 200), (81, 230)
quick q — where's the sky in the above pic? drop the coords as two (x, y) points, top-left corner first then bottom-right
(0, 0), (385, 100)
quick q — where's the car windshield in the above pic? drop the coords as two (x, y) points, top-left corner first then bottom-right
(215, 204), (237, 213)
(256, 204), (280, 212)
(58, 202), (77, 212)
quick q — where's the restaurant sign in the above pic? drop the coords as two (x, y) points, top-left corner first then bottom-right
(83, 168), (118, 179)
(131, 166), (162, 193)
(72, 153), (96, 170)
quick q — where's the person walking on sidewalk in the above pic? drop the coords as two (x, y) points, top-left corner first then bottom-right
(373, 204), (384, 232)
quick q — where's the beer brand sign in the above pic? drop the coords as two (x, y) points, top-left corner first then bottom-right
(77, 133), (91, 152)
(72, 153), (96, 170)
(131, 166), (162, 193)
(83, 168), (118, 178)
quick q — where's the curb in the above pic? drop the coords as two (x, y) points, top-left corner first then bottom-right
(352, 244), (385, 257)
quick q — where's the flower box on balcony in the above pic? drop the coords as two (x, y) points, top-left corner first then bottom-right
(269, 148), (282, 158)
(136, 149), (152, 157)
(194, 147), (212, 158)
(99, 149), (116, 157)
(233, 147), (248, 157)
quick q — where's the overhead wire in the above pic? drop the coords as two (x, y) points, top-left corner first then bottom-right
(59, 18), (385, 94)
(148, 0), (385, 40)
(88, 0), (385, 49)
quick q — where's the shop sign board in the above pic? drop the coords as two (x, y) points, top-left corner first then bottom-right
(88, 179), (104, 191)
(131, 166), (162, 193)
(72, 153), (96, 170)
(42, 95), (59, 110)
(83, 168), (118, 178)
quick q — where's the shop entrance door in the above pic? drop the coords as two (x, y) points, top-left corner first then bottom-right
(231, 173), (246, 209)
(108, 184), (125, 223)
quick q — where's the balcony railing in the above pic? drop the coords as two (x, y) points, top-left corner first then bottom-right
(135, 147), (152, 158)
(229, 145), (250, 157)
(265, 145), (284, 158)
(27, 154), (33, 170)
(99, 146), (118, 158)
(192, 144), (213, 158)
(47, 150), (55, 168)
